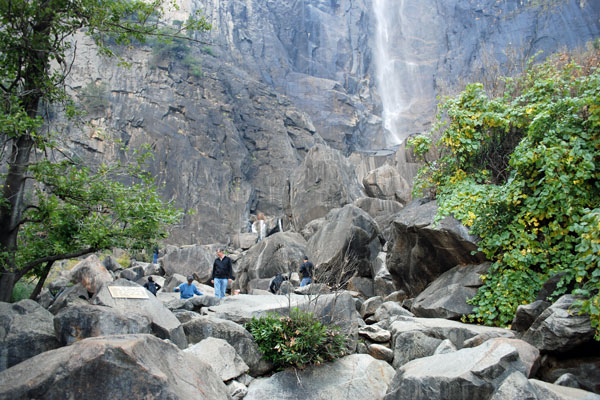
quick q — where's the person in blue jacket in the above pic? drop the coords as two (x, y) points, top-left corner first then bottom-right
(174, 276), (203, 299)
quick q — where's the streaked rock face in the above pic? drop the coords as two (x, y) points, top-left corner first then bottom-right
(52, 1), (599, 244)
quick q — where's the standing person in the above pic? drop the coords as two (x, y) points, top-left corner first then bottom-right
(252, 212), (267, 241)
(152, 245), (159, 264)
(212, 248), (234, 298)
(174, 276), (203, 299)
(143, 276), (161, 296)
(299, 256), (314, 287)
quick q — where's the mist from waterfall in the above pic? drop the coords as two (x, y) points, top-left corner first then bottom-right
(373, 0), (427, 145)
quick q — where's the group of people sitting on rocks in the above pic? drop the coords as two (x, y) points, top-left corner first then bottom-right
(172, 248), (235, 299)
(144, 248), (315, 298)
(269, 256), (314, 294)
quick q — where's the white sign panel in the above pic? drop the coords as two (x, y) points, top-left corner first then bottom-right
(108, 286), (149, 299)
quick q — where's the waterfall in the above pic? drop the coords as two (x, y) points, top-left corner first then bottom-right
(373, 0), (428, 144)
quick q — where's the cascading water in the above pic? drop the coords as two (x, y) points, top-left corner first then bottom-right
(373, 0), (430, 145)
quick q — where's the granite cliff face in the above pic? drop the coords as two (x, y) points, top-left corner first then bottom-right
(57, 34), (323, 244)
(55, 0), (599, 244)
(193, 0), (600, 145)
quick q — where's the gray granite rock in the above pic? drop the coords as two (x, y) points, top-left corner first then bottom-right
(245, 354), (394, 400)
(91, 279), (187, 349)
(184, 337), (249, 381)
(0, 300), (60, 372)
(523, 295), (595, 353)
(53, 304), (152, 345)
(0, 334), (229, 399)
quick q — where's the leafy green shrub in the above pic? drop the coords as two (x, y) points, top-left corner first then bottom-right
(246, 308), (347, 369)
(11, 280), (35, 302)
(410, 48), (600, 336)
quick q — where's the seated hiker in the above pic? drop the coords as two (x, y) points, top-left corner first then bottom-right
(174, 276), (203, 299)
(269, 272), (288, 294)
(143, 276), (161, 296)
(299, 256), (314, 287)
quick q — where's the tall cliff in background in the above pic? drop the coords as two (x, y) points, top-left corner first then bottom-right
(54, 0), (599, 245)
(191, 0), (600, 146)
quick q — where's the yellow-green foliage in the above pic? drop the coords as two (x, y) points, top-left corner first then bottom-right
(114, 253), (131, 268)
(410, 50), (600, 337)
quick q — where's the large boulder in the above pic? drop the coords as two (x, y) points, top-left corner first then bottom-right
(0, 300), (60, 372)
(389, 315), (518, 368)
(354, 197), (404, 244)
(363, 164), (412, 204)
(296, 292), (363, 351)
(307, 204), (382, 286)
(538, 355), (600, 394)
(118, 264), (145, 282)
(203, 294), (307, 324)
(53, 304), (152, 345)
(491, 372), (600, 400)
(511, 300), (551, 332)
(0, 334), (229, 399)
(184, 337), (249, 381)
(182, 315), (272, 376)
(528, 379), (600, 400)
(47, 283), (90, 314)
(373, 301), (414, 322)
(91, 279), (187, 349)
(360, 296), (384, 319)
(287, 144), (363, 230)
(160, 244), (219, 283)
(235, 232), (307, 293)
(523, 295), (595, 353)
(411, 263), (490, 320)
(386, 199), (486, 297)
(245, 354), (394, 400)
(202, 292), (362, 354)
(70, 254), (114, 294)
(385, 338), (540, 400)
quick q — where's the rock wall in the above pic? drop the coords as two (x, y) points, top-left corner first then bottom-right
(56, 34), (323, 244)
(51, 1), (600, 244)
(194, 0), (600, 145)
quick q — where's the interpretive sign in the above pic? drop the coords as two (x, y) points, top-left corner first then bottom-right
(108, 286), (149, 299)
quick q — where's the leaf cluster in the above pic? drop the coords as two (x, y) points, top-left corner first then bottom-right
(11, 149), (183, 278)
(410, 48), (600, 336)
(246, 308), (347, 370)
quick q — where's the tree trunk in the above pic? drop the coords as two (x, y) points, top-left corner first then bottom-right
(0, 135), (35, 303)
(0, 272), (16, 302)
(30, 261), (55, 300)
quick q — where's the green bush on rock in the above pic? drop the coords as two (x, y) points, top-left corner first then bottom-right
(409, 49), (600, 337)
(246, 308), (347, 369)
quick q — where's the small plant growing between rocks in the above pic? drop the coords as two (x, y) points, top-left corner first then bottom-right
(246, 308), (347, 370)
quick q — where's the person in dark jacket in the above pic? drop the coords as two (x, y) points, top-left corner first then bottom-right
(269, 273), (288, 294)
(211, 248), (234, 298)
(143, 276), (161, 296)
(299, 256), (314, 287)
